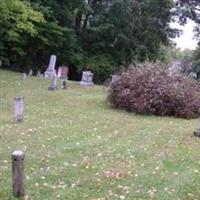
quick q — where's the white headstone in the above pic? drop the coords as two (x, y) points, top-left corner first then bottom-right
(37, 70), (41, 77)
(80, 71), (94, 86)
(110, 75), (119, 85)
(29, 69), (33, 76)
(169, 60), (183, 76)
(188, 72), (197, 79)
(44, 55), (57, 78)
(48, 74), (57, 91)
(22, 73), (26, 80)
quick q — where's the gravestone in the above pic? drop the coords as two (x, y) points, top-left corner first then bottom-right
(194, 118), (200, 137)
(48, 73), (57, 91)
(28, 69), (33, 76)
(168, 60), (183, 76)
(61, 66), (68, 79)
(37, 70), (41, 77)
(0, 60), (2, 67)
(188, 72), (197, 80)
(14, 97), (24, 122)
(111, 75), (119, 83)
(194, 128), (200, 137)
(44, 55), (57, 78)
(22, 73), (26, 80)
(59, 66), (69, 89)
(80, 71), (94, 86)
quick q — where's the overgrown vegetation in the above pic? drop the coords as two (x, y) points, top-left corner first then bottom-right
(108, 62), (200, 119)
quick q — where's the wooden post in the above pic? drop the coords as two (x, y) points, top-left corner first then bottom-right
(194, 128), (200, 137)
(12, 150), (25, 198)
(14, 97), (24, 122)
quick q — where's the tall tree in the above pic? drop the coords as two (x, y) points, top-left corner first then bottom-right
(0, 0), (179, 81)
(0, 0), (44, 67)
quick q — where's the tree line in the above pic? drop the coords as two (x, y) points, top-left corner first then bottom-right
(0, 0), (199, 82)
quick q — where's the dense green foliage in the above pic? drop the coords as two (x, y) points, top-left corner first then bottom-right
(0, 0), (178, 81)
(0, 0), (44, 66)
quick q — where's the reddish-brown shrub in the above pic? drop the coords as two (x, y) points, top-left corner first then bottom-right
(108, 62), (200, 119)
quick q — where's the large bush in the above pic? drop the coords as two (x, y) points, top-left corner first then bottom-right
(108, 62), (200, 119)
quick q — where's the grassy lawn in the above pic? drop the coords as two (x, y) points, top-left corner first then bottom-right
(1, 70), (200, 200)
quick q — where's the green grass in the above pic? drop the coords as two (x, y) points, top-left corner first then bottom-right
(1, 69), (200, 200)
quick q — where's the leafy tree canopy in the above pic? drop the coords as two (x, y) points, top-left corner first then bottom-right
(0, 0), (181, 82)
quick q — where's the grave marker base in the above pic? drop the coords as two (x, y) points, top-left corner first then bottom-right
(194, 129), (200, 137)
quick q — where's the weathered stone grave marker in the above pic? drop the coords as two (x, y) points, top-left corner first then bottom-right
(59, 66), (69, 89)
(48, 73), (57, 91)
(168, 60), (183, 76)
(22, 73), (26, 80)
(37, 70), (41, 77)
(194, 129), (200, 137)
(14, 97), (24, 122)
(28, 69), (33, 76)
(80, 71), (94, 86)
(45, 55), (57, 78)
(12, 150), (25, 198)
(194, 119), (200, 137)
(111, 75), (119, 83)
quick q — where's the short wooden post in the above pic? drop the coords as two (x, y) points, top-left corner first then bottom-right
(12, 150), (25, 198)
(194, 128), (200, 137)
(194, 118), (200, 137)
(14, 97), (24, 122)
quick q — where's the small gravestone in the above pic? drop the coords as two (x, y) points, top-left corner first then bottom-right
(188, 72), (197, 80)
(48, 73), (57, 91)
(44, 55), (57, 78)
(194, 129), (200, 137)
(14, 97), (24, 122)
(12, 150), (25, 198)
(22, 73), (26, 80)
(60, 66), (69, 79)
(59, 66), (69, 89)
(80, 71), (94, 86)
(168, 60), (183, 76)
(37, 70), (41, 77)
(28, 69), (33, 76)
(194, 119), (200, 137)
(108, 75), (119, 86)
(111, 75), (119, 83)
(0, 60), (2, 67)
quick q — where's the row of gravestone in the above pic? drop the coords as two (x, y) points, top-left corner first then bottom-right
(25, 55), (94, 88)
(45, 55), (94, 87)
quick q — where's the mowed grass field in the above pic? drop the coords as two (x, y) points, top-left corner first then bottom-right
(1, 70), (200, 200)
